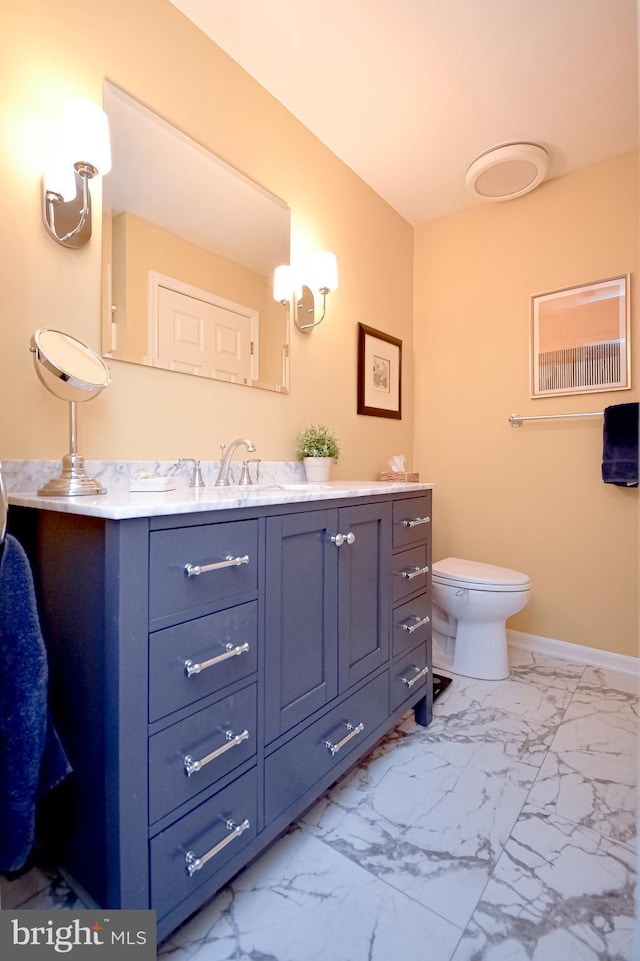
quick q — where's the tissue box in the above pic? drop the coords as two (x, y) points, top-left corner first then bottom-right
(380, 470), (419, 483)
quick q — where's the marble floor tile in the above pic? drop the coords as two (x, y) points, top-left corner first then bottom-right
(406, 672), (576, 768)
(300, 733), (533, 928)
(578, 665), (640, 698)
(527, 685), (639, 845)
(158, 827), (463, 961)
(450, 805), (637, 961)
(507, 648), (587, 692)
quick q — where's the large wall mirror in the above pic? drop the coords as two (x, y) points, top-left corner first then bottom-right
(101, 81), (291, 393)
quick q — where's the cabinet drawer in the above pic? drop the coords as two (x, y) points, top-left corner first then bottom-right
(392, 495), (431, 549)
(150, 768), (257, 920)
(393, 544), (429, 602)
(149, 685), (256, 824)
(264, 671), (388, 825)
(149, 602), (258, 722)
(392, 594), (431, 658)
(149, 520), (258, 623)
(390, 644), (430, 713)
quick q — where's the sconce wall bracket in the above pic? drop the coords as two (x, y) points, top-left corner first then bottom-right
(42, 169), (93, 248)
(294, 285), (317, 332)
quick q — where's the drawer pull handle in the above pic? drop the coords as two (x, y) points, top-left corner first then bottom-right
(185, 818), (251, 877)
(184, 642), (250, 677)
(402, 516), (430, 528)
(401, 614), (430, 634)
(184, 729), (250, 777)
(396, 564), (429, 580)
(184, 554), (250, 578)
(401, 665), (430, 688)
(324, 721), (364, 757)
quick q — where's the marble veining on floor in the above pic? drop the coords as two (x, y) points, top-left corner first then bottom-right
(2, 650), (638, 960)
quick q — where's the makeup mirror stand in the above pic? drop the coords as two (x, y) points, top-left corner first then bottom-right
(38, 400), (105, 496)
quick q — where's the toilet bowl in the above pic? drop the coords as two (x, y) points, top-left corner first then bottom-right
(431, 557), (531, 680)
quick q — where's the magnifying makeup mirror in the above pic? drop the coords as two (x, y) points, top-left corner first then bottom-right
(30, 329), (111, 495)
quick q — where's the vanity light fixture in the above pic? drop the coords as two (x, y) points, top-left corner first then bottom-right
(42, 98), (112, 248)
(273, 252), (339, 333)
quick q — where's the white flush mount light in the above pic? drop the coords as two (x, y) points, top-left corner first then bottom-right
(465, 142), (549, 202)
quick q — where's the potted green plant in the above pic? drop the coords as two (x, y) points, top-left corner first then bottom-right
(295, 423), (340, 481)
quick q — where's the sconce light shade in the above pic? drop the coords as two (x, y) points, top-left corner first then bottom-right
(59, 99), (112, 176)
(42, 98), (111, 248)
(44, 151), (77, 202)
(311, 251), (338, 294)
(273, 264), (294, 304)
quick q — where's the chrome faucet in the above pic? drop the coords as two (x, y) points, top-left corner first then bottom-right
(214, 438), (256, 486)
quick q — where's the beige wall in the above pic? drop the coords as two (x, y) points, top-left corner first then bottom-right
(1, 0), (414, 477)
(414, 153), (639, 657)
(2, 1), (637, 659)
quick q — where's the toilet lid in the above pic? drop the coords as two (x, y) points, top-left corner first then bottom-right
(432, 557), (530, 589)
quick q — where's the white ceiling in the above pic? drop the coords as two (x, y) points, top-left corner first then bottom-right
(169, 0), (639, 226)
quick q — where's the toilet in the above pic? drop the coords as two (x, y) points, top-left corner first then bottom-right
(431, 557), (531, 680)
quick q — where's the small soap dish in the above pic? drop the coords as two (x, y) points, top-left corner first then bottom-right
(129, 475), (175, 492)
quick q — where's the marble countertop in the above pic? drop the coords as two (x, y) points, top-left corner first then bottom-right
(8, 480), (434, 520)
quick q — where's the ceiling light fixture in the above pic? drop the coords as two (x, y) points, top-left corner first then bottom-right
(465, 142), (549, 202)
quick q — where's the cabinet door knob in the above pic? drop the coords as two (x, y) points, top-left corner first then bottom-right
(331, 531), (356, 547)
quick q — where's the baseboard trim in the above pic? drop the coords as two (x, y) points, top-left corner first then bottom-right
(507, 629), (639, 676)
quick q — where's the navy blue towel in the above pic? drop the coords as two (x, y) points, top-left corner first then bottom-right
(0, 534), (71, 873)
(602, 403), (639, 487)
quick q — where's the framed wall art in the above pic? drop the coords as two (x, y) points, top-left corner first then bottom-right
(530, 275), (630, 397)
(357, 323), (402, 418)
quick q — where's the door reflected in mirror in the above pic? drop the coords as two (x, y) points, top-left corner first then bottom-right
(101, 81), (291, 393)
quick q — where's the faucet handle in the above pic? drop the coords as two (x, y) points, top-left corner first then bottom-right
(238, 458), (261, 486)
(178, 458), (205, 488)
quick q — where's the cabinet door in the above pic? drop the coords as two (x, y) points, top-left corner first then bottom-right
(265, 509), (339, 743)
(338, 501), (391, 690)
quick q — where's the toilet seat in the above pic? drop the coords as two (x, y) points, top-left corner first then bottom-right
(432, 557), (530, 593)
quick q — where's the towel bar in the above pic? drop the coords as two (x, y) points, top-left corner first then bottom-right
(509, 411), (603, 428)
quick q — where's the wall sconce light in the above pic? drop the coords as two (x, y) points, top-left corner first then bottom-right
(273, 252), (338, 333)
(42, 99), (112, 248)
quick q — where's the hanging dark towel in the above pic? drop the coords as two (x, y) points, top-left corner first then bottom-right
(0, 534), (71, 873)
(602, 403), (639, 487)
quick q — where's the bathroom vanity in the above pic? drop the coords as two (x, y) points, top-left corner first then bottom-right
(9, 481), (432, 940)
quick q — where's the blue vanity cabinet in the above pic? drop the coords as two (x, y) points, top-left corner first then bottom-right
(9, 486), (432, 943)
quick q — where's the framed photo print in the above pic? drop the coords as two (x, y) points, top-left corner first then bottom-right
(357, 323), (402, 419)
(530, 275), (630, 397)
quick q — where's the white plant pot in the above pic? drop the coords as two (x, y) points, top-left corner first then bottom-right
(303, 457), (332, 482)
